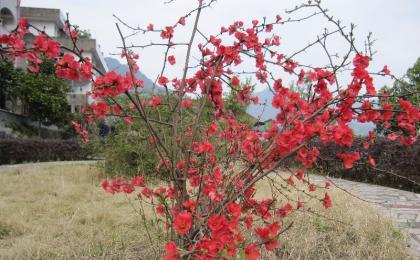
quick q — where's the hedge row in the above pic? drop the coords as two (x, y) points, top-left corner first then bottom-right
(0, 139), (93, 165)
(313, 137), (420, 192)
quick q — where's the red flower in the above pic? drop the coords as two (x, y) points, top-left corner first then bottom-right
(276, 203), (293, 218)
(164, 241), (179, 260)
(174, 211), (192, 235)
(288, 175), (294, 186)
(159, 76), (169, 85)
(192, 141), (215, 154)
(70, 30), (78, 39)
(101, 179), (114, 194)
(124, 116), (132, 124)
(180, 99), (193, 108)
(297, 200), (304, 209)
(381, 65), (390, 75)
(55, 54), (81, 81)
(296, 147), (319, 168)
(147, 24), (154, 31)
(252, 96), (259, 105)
(207, 123), (218, 137)
(323, 192), (332, 208)
(92, 71), (129, 97)
(207, 214), (225, 232)
(245, 243), (260, 260)
(182, 199), (196, 212)
(337, 152), (360, 169)
(231, 76), (240, 86)
(90, 102), (110, 119)
(160, 26), (174, 39)
(168, 55), (176, 65)
(130, 176), (144, 187)
(156, 204), (165, 216)
(353, 54), (369, 69)
(245, 215), (253, 230)
(148, 96), (161, 107)
(80, 59), (92, 81)
(178, 17), (186, 26)
(141, 187), (152, 198)
(368, 155), (376, 167)
(176, 161), (185, 170)
(32, 33), (60, 59)
(226, 202), (241, 218)
(18, 18), (29, 31)
(332, 124), (353, 147)
(297, 169), (304, 180)
(255, 222), (280, 250)
(387, 133), (399, 141)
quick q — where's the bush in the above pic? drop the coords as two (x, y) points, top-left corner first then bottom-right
(87, 94), (252, 179)
(315, 137), (420, 192)
(88, 120), (158, 178)
(0, 139), (92, 165)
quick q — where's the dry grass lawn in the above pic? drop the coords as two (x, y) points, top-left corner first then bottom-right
(0, 163), (411, 259)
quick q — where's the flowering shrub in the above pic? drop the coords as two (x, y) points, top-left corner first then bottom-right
(1, 1), (419, 259)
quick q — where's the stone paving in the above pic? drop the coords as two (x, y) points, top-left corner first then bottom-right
(313, 175), (420, 257)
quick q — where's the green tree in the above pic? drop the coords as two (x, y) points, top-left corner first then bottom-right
(14, 73), (70, 127)
(6, 61), (71, 135)
(0, 60), (16, 109)
(377, 58), (420, 135)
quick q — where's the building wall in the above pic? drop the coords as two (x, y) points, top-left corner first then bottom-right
(28, 21), (58, 36)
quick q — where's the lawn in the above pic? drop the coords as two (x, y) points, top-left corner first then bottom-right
(0, 163), (410, 259)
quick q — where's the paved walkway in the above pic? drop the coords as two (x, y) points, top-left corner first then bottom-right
(314, 175), (420, 257)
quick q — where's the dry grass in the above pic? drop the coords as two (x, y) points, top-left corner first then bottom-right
(0, 163), (410, 259)
(0, 163), (155, 259)
(255, 175), (410, 259)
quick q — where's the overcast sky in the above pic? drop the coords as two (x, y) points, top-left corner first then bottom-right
(21, 0), (420, 91)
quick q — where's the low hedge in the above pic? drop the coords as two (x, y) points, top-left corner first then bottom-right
(314, 137), (420, 192)
(0, 139), (92, 165)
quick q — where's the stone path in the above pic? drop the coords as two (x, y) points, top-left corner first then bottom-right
(313, 175), (420, 257)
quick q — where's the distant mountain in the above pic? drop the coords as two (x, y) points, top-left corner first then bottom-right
(247, 87), (375, 136)
(104, 57), (161, 93)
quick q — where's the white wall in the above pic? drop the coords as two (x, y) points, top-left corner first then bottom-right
(28, 20), (57, 36)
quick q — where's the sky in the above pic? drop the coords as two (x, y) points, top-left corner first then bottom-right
(21, 0), (420, 92)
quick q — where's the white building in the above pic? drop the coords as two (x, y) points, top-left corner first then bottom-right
(0, 0), (108, 114)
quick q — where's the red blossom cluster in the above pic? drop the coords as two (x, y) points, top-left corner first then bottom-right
(2, 3), (420, 259)
(55, 53), (92, 81)
(0, 19), (61, 72)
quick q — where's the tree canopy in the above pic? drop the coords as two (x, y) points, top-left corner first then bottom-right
(2, 59), (71, 127)
(377, 57), (420, 135)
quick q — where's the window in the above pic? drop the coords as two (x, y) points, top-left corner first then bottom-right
(0, 8), (15, 29)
